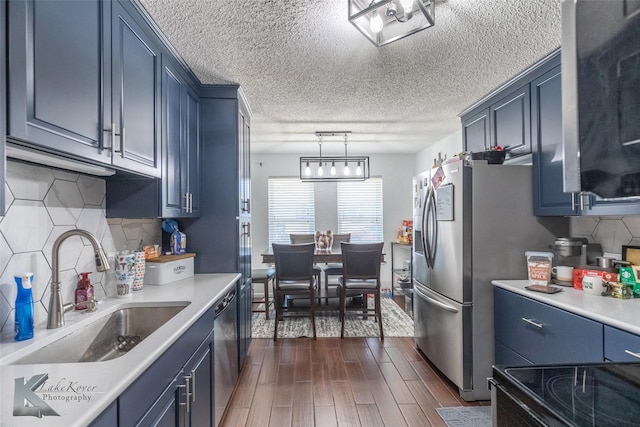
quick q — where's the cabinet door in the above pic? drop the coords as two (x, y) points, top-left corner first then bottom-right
(184, 85), (201, 217)
(8, 0), (110, 164)
(494, 288), (603, 364)
(184, 339), (213, 426)
(238, 104), (251, 215)
(582, 192), (640, 216)
(462, 108), (489, 153)
(490, 85), (531, 158)
(532, 66), (577, 216)
(0, 0), (6, 216)
(137, 373), (181, 427)
(161, 58), (186, 217)
(604, 325), (640, 362)
(111, 0), (161, 177)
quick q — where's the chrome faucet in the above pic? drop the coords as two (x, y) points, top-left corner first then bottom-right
(47, 229), (110, 329)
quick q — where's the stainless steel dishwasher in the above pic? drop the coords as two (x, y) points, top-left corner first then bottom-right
(214, 286), (238, 427)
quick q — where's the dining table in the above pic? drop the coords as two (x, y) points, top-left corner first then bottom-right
(260, 247), (386, 265)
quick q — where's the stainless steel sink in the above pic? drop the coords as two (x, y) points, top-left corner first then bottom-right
(13, 303), (189, 364)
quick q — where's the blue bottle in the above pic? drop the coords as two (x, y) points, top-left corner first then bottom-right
(14, 273), (34, 341)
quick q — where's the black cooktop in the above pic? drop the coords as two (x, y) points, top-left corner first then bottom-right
(503, 363), (640, 426)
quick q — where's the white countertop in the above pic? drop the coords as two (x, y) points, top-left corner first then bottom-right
(492, 280), (640, 336)
(0, 273), (240, 427)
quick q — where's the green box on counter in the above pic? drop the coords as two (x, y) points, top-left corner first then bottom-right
(619, 267), (640, 297)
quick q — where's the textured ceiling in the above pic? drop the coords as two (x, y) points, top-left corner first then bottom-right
(138, 0), (563, 155)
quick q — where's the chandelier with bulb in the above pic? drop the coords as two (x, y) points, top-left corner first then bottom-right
(348, 0), (435, 47)
(300, 132), (370, 182)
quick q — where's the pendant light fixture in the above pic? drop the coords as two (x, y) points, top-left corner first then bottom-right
(300, 132), (370, 182)
(348, 0), (435, 47)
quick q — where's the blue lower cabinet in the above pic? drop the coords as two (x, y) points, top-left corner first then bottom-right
(494, 287), (603, 365)
(604, 325), (640, 362)
(118, 307), (214, 427)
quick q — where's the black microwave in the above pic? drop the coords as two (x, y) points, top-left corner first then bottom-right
(562, 0), (640, 198)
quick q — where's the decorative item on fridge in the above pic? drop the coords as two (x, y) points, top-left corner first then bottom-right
(14, 272), (34, 341)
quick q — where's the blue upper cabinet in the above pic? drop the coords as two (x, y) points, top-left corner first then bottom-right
(110, 0), (161, 177)
(461, 85), (531, 160)
(0, 0), (6, 216)
(7, 0), (161, 178)
(8, 0), (110, 164)
(160, 55), (200, 218)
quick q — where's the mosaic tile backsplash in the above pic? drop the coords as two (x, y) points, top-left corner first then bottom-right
(0, 161), (161, 340)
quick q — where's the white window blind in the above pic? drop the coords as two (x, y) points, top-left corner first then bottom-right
(337, 178), (383, 243)
(268, 178), (315, 245)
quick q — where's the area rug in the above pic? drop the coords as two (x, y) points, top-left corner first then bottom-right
(251, 297), (414, 338)
(436, 406), (492, 427)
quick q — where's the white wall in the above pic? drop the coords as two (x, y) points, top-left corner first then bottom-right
(414, 129), (463, 174)
(251, 153), (415, 287)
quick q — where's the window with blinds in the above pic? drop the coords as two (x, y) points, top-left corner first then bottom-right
(268, 178), (315, 245)
(337, 178), (383, 243)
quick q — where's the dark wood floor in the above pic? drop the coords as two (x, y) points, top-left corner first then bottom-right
(220, 336), (488, 427)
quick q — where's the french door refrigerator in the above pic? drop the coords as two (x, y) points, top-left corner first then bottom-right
(412, 158), (567, 401)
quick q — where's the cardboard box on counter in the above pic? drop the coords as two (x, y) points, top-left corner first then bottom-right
(573, 268), (618, 290)
(619, 266), (640, 297)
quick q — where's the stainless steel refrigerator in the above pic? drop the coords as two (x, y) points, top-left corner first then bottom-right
(412, 158), (567, 401)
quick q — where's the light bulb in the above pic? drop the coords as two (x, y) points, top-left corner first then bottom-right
(399, 0), (413, 14)
(330, 162), (336, 176)
(356, 162), (362, 176)
(344, 163), (350, 176)
(370, 10), (384, 33)
(318, 163), (324, 176)
(304, 162), (311, 176)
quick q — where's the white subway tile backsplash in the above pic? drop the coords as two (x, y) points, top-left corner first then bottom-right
(0, 162), (161, 338)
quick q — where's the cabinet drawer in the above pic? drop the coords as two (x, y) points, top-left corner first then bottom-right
(604, 325), (640, 362)
(494, 288), (603, 364)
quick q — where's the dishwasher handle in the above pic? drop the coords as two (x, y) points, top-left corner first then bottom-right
(215, 288), (237, 318)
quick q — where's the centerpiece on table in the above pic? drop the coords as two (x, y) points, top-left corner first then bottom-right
(315, 230), (333, 252)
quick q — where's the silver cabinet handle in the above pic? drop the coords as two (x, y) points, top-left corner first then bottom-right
(190, 369), (196, 402)
(571, 192), (576, 211)
(522, 317), (544, 329)
(184, 375), (191, 412)
(183, 193), (189, 212)
(624, 350), (640, 360)
(579, 192), (585, 211)
(120, 127), (126, 158)
(188, 193), (193, 213)
(103, 123), (121, 155)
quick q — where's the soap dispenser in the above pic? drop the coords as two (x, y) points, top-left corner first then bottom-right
(75, 272), (94, 310)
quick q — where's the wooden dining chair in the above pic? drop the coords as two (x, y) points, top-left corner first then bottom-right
(289, 233), (322, 294)
(337, 242), (385, 340)
(323, 233), (351, 304)
(272, 242), (318, 340)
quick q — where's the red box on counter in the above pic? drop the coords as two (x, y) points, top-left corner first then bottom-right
(573, 268), (618, 290)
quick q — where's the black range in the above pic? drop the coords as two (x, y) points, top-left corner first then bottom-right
(490, 363), (640, 426)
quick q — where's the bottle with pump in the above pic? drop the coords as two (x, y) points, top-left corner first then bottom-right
(75, 272), (94, 310)
(14, 272), (34, 341)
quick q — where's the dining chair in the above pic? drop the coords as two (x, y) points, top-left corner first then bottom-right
(251, 268), (275, 319)
(337, 242), (385, 340)
(323, 233), (351, 304)
(289, 233), (322, 295)
(272, 242), (318, 340)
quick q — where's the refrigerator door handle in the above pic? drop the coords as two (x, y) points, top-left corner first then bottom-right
(414, 284), (458, 313)
(421, 185), (430, 262)
(424, 185), (437, 269)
